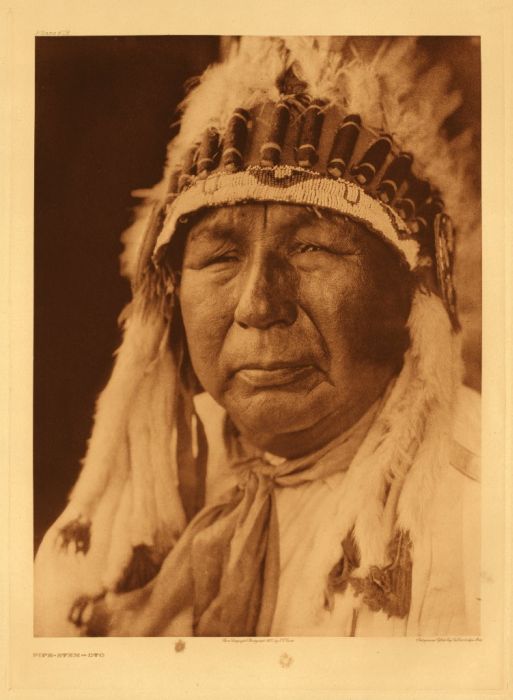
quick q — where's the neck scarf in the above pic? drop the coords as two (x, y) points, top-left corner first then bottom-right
(79, 403), (379, 637)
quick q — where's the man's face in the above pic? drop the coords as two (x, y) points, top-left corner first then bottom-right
(177, 203), (411, 456)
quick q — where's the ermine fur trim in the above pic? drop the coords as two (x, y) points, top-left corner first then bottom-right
(322, 290), (460, 577)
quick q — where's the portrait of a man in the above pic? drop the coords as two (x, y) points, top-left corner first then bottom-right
(34, 35), (481, 637)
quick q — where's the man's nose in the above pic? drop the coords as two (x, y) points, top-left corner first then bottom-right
(234, 254), (298, 330)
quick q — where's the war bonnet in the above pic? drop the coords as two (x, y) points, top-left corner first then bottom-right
(51, 37), (480, 601)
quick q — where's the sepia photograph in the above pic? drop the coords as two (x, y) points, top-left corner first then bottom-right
(4, 0), (513, 692)
(32, 35), (484, 639)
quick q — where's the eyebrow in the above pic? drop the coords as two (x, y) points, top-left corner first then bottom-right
(295, 216), (362, 247)
(187, 223), (238, 245)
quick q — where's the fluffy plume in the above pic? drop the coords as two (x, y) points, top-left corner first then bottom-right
(167, 37), (287, 170)
(119, 202), (155, 282)
(283, 36), (347, 102)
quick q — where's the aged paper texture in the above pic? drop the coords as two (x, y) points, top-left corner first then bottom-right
(2, 0), (512, 697)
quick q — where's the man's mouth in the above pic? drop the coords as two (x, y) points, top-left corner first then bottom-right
(234, 363), (318, 388)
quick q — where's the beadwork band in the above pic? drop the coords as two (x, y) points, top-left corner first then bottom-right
(153, 166), (419, 268)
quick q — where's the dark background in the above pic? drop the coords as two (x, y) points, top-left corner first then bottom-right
(34, 36), (481, 548)
(34, 36), (220, 548)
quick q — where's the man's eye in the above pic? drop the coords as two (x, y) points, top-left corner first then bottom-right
(295, 243), (326, 254)
(205, 252), (239, 266)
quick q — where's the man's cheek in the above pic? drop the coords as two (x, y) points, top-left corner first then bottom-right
(309, 285), (363, 337)
(185, 318), (228, 388)
(302, 270), (364, 316)
(189, 323), (221, 364)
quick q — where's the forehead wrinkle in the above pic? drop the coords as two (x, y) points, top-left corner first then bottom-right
(186, 205), (257, 246)
(262, 205), (366, 248)
(187, 221), (240, 250)
(186, 204), (367, 249)
(293, 216), (362, 249)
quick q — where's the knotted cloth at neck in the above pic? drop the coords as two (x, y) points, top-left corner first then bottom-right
(78, 403), (378, 637)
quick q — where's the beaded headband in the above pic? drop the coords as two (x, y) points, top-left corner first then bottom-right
(159, 103), (442, 263)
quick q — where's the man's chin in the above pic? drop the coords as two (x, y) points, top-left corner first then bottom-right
(224, 385), (332, 442)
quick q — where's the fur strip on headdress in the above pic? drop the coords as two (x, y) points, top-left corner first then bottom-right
(53, 293), (188, 593)
(311, 289), (462, 588)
